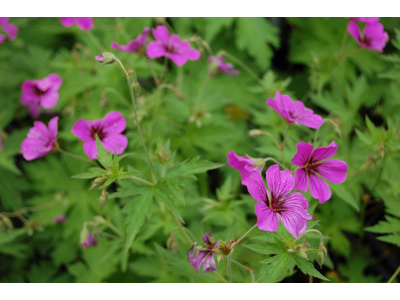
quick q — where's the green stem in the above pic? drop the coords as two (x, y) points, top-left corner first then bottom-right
(0, 199), (58, 217)
(102, 87), (131, 107)
(58, 148), (95, 164)
(160, 56), (168, 82)
(170, 211), (193, 245)
(107, 223), (123, 237)
(127, 176), (155, 186)
(232, 259), (255, 283)
(338, 28), (348, 58)
(259, 131), (281, 150)
(235, 224), (258, 245)
(215, 271), (229, 283)
(116, 17), (132, 42)
(309, 275), (313, 283)
(143, 56), (160, 84)
(222, 51), (265, 91)
(177, 67), (183, 94)
(388, 265), (400, 283)
(195, 73), (210, 108)
(313, 128), (320, 146)
(281, 125), (289, 164)
(264, 157), (288, 170)
(303, 229), (324, 244)
(227, 254), (233, 283)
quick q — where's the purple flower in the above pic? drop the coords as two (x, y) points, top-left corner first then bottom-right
(208, 56), (239, 76)
(21, 116), (59, 161)
(52, 214), (68, 224)
(82, 232), (96, 248)
(347, 21), (389, 52)
(111, 27), (150, 53)
(244, 165), (312, 239)
(227, 150), (263, 184)
(188, 233), (218, 273)
(292, 141), (348, 204)
(0, 17), (18, 44)
(60, 17), (94, 31)
(267, 91), (323, 129)
(20, 73), (63, 117)
(146, 25), (201, 67)
(71, 111), (128, 159)
(346, 17), (380, 24)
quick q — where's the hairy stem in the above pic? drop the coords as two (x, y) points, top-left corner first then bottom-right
(388, 265), (400, 283)
(281, 125), (289, 164)
(232, 259), (255, 283)
(58, 148), (95, 164)
(236, 224), (258, 245)
(195, 73), (210, 108)
(227, 254), (233, 283)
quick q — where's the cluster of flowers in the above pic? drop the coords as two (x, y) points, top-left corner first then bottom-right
(188, 91), (348, 273)
(346, 17), (389, 52)
(0, 17), (18, 44)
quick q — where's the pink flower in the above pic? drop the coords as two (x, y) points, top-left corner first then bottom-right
(347, 21), (389, 52)
(208, 56), (239, 76)
(111, 27), (150, 53)
(292, 141), (348, 204)
(227, 150), (263, 184)
(346, 17), (380, 23)
(71, 111), (128, 159)
(267, 91), (323, 129)
(0, 17), (18, 44)
(244, 165), (312, 238)
(188, 233), (218, 273)
(21, 116), (59, 161)
(146, 25), (201, 66)
(60, 17), (94, 31)
(20, 73), (63, 117)
(82, 232), (96, 248)
(53, 214), (68, 224)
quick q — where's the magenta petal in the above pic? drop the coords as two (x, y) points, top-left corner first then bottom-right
(0, 17), (10, 27)
(296, 113), (323, 129)
(184, 47), (201, 61)
(188, 243), (202, 272)
(28, 105), (40, 117)
(202, 233), (214, 244)
(166, 52), (188, 67)
(255, 203), (279, 232)
(315, 159), (348, 184)
(3, 23), (18, 40)
(284, 192), (310, 211)
(348, 21), (361, 44)
(202, 254), (217, 273)
(280, 212), (309, 239)
(102, 111), (126, 134)
(311, 141), (338, 162)
(83, 140), (97, 159)
(101, 134), (128, 155)
(244, 172), (268, 203)
(0, 34), (6, 44)
(152, 25), (169, 46)
(40, 91), (59, 109)
(71, 119), (93, 141)
(146, 41), (167, 58)
(27, 121), (49, 140)
(266, 164), (295, 200)
(227, 150), (261, 184)
(76, 17), (94, 31)
(291, 141), (314, 166)
(48, 116), (59, 137)
(309, 173), (331, 203)
(47, 73), (63, 90)
(294, 168), (308, 192)
(60, 17), (75, 28)
(21, 138), (48, 161)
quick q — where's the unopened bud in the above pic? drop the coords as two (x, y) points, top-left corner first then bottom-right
(80, 227), (89, 248)
(252, 158), (265, 167)
(249, 129), (263, 137)
(208, 56), (219, 77)
(98, 190), (109, 210)
(93, 216), (107, 225)
(167, 232), (179, 254)
(90, 177), (107, 190)
(317, 243), (328, 267)
(95, 52), (116, 65)
(216, 240), (233, 257)
(131, 82), (141, 98)
(294, 241), (310, 260)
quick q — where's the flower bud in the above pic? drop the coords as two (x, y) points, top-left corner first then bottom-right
(131, 81), (141, 98)
(252, 158), (265, 167)
(52, 214), (67, 224)
(90, 176), (107, 191)
(249, 129), (263, 137)
(216, 240), (233, 257)
(167, 232), (179, 254)
(80, 227), (89, 248)
(317, 243), (328, 267)
(98, 190), (109, 210)
(95, 52), (116, 65)
(294, 241), (310, 260)
(93, 216), (107, 225)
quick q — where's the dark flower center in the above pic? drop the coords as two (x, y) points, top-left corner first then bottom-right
(90, 126), (107, 140)
(34, 86), (48, 96)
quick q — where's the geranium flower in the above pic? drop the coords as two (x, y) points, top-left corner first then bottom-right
(111, 27), (150, 53)
(188, 233), (219, 273)
(21, 116), (59, 161)
(52, 214), (67, 224)
(292, 141), (348, 203)
(0, 17), (18, 44)
(71, 111), (128, 159)
(60, 17), (94, 31)
(346, 17), (380, 23)
(227, 150), (263, 184)
(244, 165), (312, 238)
(21, 73), (63, 117)
(146, 25), (201, 66)
(82, 232), (96, 248)
(347, 21), (389, 52)
(266, 91), (323, 129)
(208, 56), (239, 76)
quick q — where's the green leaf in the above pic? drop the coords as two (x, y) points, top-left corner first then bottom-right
(204, 17), (235, 42)
(166, 156), (223, 180)
(243, 243), (285, 255)
(289, 253), (329, 281)
(123, 189), (153, 251)
(153, 182), (183, 222)
(235, 18), (279, 69)
(259, 253), (289, 283)
(71, 167), (108, 179)
(95, 135), (112, 168)
(331, 184), (360, 211)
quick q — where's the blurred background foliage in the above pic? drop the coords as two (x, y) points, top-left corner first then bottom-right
(0, 17), (400, 283)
